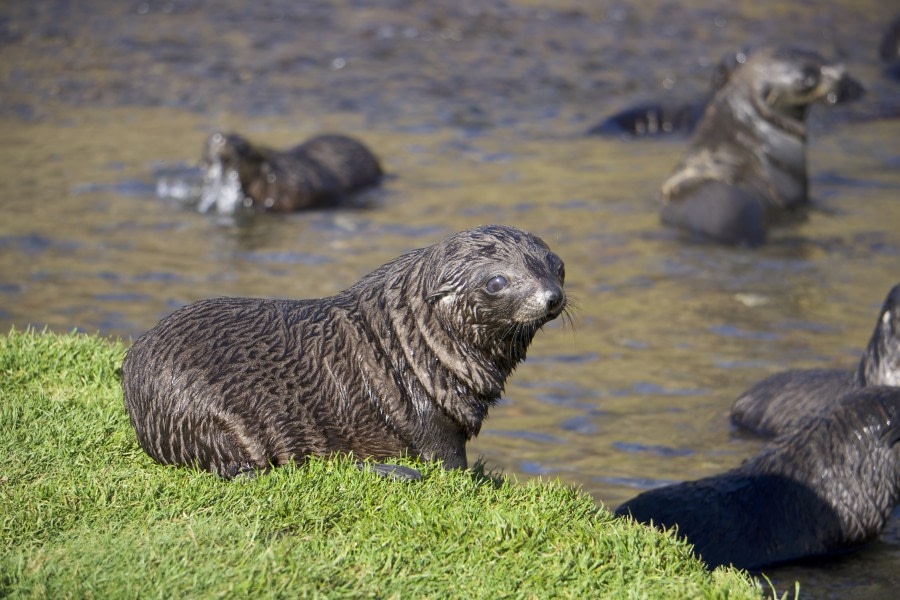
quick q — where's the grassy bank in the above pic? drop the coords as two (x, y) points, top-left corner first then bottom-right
(1, 329), (764, 598)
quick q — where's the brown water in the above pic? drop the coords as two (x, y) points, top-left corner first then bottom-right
(1, 1), (899, 597)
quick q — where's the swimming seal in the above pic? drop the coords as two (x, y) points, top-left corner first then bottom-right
(199, 132), (383, 213)
(659, 46), (863, 245)
(122, 225), (567, 479)
(731, 283), (900, 437)
(616, 386), (900, 570)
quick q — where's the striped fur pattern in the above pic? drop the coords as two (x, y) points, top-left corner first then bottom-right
(122, 225), (566, 478)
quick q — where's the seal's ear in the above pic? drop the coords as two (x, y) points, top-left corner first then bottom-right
(426, 282), (457, 304)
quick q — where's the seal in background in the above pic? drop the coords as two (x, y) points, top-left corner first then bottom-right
(199, 132), (383, 213)
(659, 46), (863, 245)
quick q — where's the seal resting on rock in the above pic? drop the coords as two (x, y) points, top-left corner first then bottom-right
(122, 225), (567, 479)
(616, 386), (900, 570)
(198, 132), (383, 213)
(659, 46), (863, 245)
(731, 283), (900, 437)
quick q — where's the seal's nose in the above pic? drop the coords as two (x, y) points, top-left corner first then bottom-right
(821, 65), (865, 104)
(832, 74), (865, 104)
(544, 287), (565, 315)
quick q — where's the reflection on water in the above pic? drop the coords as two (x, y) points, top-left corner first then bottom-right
(1, 1), (899, 597)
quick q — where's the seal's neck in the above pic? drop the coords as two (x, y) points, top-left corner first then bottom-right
(350, 253), (510, 438)
(857, 308), (900, 387)
(748, 82), (807, 139)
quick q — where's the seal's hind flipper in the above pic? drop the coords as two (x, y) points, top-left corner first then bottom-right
(359, 462), (423, 481)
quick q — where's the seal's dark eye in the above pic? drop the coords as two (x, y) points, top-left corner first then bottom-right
(486, 275), (508, 294)
(800, 66), (819, 90)
(557, 263), (565, 283)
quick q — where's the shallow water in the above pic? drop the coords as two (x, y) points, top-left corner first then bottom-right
(1, 1), (899, 597)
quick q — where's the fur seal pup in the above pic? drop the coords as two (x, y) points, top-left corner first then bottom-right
(199, 132), (383, 213)
(122, 225), (567, 479)
(731, 283), (900, 437)
(659, 46), (863, 245)
(616, 386), (900, 570)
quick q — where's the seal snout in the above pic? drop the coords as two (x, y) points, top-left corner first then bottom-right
(542, 285), (566, 317)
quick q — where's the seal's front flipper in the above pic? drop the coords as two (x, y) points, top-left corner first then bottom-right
(359, 462), (423, 481)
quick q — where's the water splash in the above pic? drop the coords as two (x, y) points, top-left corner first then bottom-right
(197, 160), (245, 214)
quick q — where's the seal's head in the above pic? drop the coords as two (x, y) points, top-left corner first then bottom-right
(742, 47), (864, 123)
(199, 132), (259, 212)
(202, 132), (263, 170)
(427, 225), (566, 348)
(859, 283), (900, 387)
(353, 225), (567, 433)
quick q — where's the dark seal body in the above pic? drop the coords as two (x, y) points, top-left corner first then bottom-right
(659, 46), (863, 245)
(617, 387), (900, 570)
(731, 283), (900, 437)
(199, 132), (383, 213)
(122, 225), (566, 478)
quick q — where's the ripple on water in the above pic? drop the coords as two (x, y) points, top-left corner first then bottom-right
(560, 415), (599, 435)
(71, 180), (157, 197)
(486, 430), (566, 445)
(0, 234), (80, 256)
(527, 351), (599, 365)
(93, 293), (152, 303)
(0, 283), (23, 294)
(611, 441), (694, 458)
(233, 250), (334, 266)
(593, 475), (682, 492)
(707, 324), (781, 341)
(519, 460), (571, 476)
(610, 382), (706, 397)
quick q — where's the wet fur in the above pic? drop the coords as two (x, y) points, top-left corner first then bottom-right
(659, 46), (862, 245)
(122, 225), (566, 478)
(201, 132), (382, 212)
(731, 283), (900, 437)
(617, 387), (900, 570)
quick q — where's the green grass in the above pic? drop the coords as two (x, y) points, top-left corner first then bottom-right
(1, 328), (766, 598)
